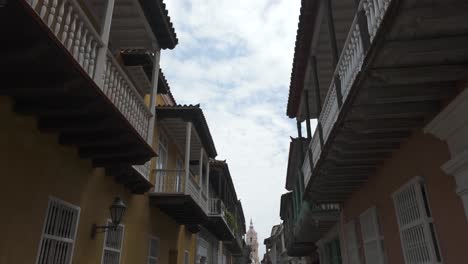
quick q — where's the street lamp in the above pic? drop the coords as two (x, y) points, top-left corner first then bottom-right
(91, 197), (127, 239)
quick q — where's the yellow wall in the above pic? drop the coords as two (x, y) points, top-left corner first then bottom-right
(0, 96), (185, 264)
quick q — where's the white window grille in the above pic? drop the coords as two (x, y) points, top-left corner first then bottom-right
(184, 250), (190, 264)
(345, 221), (361, 264)
(102, 220), (124, 264)
(359, 207), (385, 264)
(36, 197), (80, 264)
(148, 236), (160, 264)
(392, 177), (442, 264)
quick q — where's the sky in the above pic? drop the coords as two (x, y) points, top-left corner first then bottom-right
(160, 0), (301, 258)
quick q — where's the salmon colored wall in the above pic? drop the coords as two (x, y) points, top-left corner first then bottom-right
(0, 96), (181, 264)
(342, 131), (468, 264)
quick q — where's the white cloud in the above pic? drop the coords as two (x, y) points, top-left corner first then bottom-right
(161, 0), (301, 258)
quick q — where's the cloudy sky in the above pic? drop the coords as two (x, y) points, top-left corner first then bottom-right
(160, 0), (301, 257)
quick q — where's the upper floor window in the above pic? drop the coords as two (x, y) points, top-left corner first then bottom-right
(102, 220), (124, 264)
(359, 207), (385, 264)
(148, 236), (160, 264)
(36, 197), (80, 264)
(393, 177), (442, 264)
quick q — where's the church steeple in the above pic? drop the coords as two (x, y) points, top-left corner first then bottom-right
(246, 218), (259, 264)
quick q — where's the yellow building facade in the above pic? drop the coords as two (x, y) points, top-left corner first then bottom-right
(0, 90), (198, 264)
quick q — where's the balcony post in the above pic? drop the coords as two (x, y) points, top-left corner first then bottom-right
(199, 147), (204, 194)
(304, 90), (312, 139)
(296, 120), (302, 138)
(147, 50), (161, 145)
(311, 56), (322, 115)
(323, 0), (344, 107)
(184, 122), (192, 193)
(206, 159), (210, 200)
(93, 0), (115, 87)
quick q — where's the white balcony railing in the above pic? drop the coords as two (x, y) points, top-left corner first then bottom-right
(31, 0), (103, 78)
(153, 169), (208, 211)
(303, 0), (393, 188)
(103, 53), (152, 141)
(27, 0), (153, 146)
(362, 0), (391, 41)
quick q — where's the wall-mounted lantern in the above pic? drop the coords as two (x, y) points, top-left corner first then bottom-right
(91, 197), (127, 239)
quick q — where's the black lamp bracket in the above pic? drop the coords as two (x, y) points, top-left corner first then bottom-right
(91, 223), (117, 239)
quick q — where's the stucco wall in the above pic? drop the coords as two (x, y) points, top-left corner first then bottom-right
(0, 96), (181, 264)
(341, 130), (468, 264)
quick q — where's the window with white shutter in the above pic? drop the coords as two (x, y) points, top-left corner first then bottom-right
(392, 177), (442, 264)
(359, 207), (385, 264)
(184, 251), (190, 264)
(148, 236), (160, 264)
(345, 221), (361, 264)
(102, 220), (124, 264)
(36, 197), (80, 264)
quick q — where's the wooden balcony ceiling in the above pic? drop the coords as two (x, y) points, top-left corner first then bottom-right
(287, 0), (355, 120)
(157, 105), (218, 158)
(149, 193), (208, 225)
(120, 50), (176, 104)
(285, 137), (310, 191)
(308, 0), (468, 203)
(0, 1), (155, 167)
(138, 0), (178, 49)
(203, 216), (235, 241)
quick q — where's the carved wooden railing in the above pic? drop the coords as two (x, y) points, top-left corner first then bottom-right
(29, 0), (103, 78)
(103, 53), (152, 141)
(303, 0), (393, 188)
(153, 169), (185, 193)
(26, 0), (154, 150)
(362, 0), (391, 41)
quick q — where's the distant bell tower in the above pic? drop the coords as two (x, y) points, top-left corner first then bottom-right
(246, 219), (259, 264)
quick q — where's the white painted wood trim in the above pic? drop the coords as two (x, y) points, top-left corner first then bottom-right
(185, 122), (192, 194)
(147, 50), (161, 144)
(101, 219), (125, 264)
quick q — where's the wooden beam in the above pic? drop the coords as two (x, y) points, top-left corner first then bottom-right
(367, 64), (468, 86)
(349, 101), (440, 120)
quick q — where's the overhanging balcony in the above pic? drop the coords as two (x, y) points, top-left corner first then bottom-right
(294, 0), (468, 203)
(149, 105), (217, 225)
(203, 198), (235, 241)
(0, 0), (177, 192)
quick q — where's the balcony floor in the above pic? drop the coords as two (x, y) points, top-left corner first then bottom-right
(203, 216), (235, 241)
(149, 193), (208, 225)
(0, 1), (155, 192)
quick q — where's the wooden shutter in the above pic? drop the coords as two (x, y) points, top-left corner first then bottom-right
(359, 207), (385, 264)
(346, 221), (361, 264)
(393, 177), (442, 264)
(148, 237), (160, 264)
(36, 197), (80, 264)
(102, 221), (124, 264)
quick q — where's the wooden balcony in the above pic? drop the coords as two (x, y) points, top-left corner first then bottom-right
(150, 106), (216, 224)
(294, 0), (468, 203)
(149, 169), (209, 225)
(0, 0), (177, 192)
(203, 198), (235, 241)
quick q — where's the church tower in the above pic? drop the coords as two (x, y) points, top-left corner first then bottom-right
(246, 219), (259, 264)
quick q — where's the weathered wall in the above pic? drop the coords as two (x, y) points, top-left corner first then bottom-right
(342, 130), (468, 264)
(0, 96), (182, 264)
